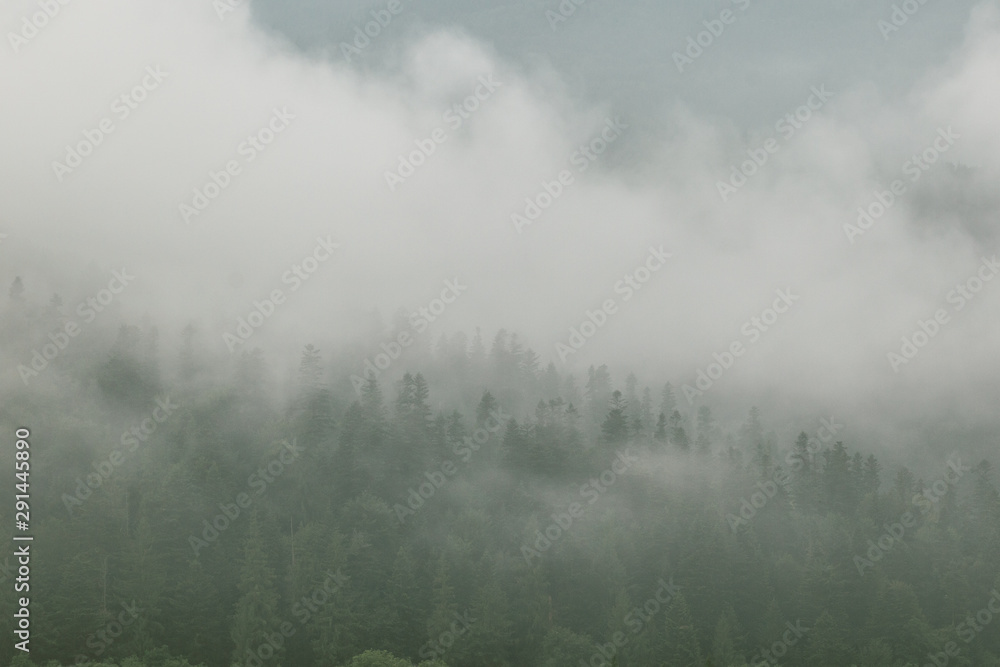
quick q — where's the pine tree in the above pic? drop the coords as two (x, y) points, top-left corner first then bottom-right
(640, 387), (653, 436)
(565, 402), (582, 453)
(695, 406), (716, 457)
(602, 391), (629, 444)
(360, 376), (389, 468)
(793, 431), (810, 469)
(892, 466), (917, 507)
(230, 513), (282, 666)
(460, 577), (513, 665)
(298, 344), (324, 394)
(411, 373), (433, 429)
(663, 592), (703, 666)
(586, 365), (613, 427)
(865, 580), (931, 664)
(427, 556), (458, 641)
(490, 329), (512, 382)
(739, 407), (763, 450)
(803, 611), (848, 664)
(502, 417), (529, 471)
(624, 373), (642, 434)
(395, 373), (416, 418)
(385, 545), (423, 657)
(711, 603), (744, 667)
(542, 362), (561, 399)
(826, 441), (851, 514)
(654, 412), (668, 444)
(660, 382), (677, 418)
(563, 374), (582, 407)
(863, 454), (882, 494)
(669, 411), (690, 452)
(332, 403), (364, 505)
(475, 390), (499, 427)
(470, 327), (487, 368)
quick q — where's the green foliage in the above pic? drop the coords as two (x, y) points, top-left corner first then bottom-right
(230, 512), (283, 666)
(663, 593), (703, 667)
(4, 312), (998, 667)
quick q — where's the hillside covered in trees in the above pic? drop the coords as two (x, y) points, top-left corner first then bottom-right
(2, 290), (1000, 667)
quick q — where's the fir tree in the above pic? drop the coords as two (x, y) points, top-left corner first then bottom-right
(663, 592), (703, 666)
(230, 513), (282, 666)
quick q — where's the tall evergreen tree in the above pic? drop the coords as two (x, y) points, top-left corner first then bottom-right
(654, 412), (668, 444)
(602, 391), (629, 444)
(669, 410), (690, 452)
(663, 592), (703, 666)
(230, 513), (282, 666)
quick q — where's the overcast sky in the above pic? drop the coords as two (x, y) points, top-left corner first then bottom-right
(2, 0), (998, 451)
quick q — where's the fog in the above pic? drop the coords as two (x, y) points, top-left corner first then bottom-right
(2, 0), (999, 451)
(4, 3), (1000, 666)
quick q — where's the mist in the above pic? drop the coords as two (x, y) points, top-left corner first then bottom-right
(1, 2), (999, 665)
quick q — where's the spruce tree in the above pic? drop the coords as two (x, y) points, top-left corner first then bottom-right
(601, 391), (629, 444)
(230, 512), (282, 667)
(663, 592), (702, 666)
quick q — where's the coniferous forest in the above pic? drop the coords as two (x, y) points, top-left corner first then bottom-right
(4, 2), (1000, 666)
(2, 286), (999, 667)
